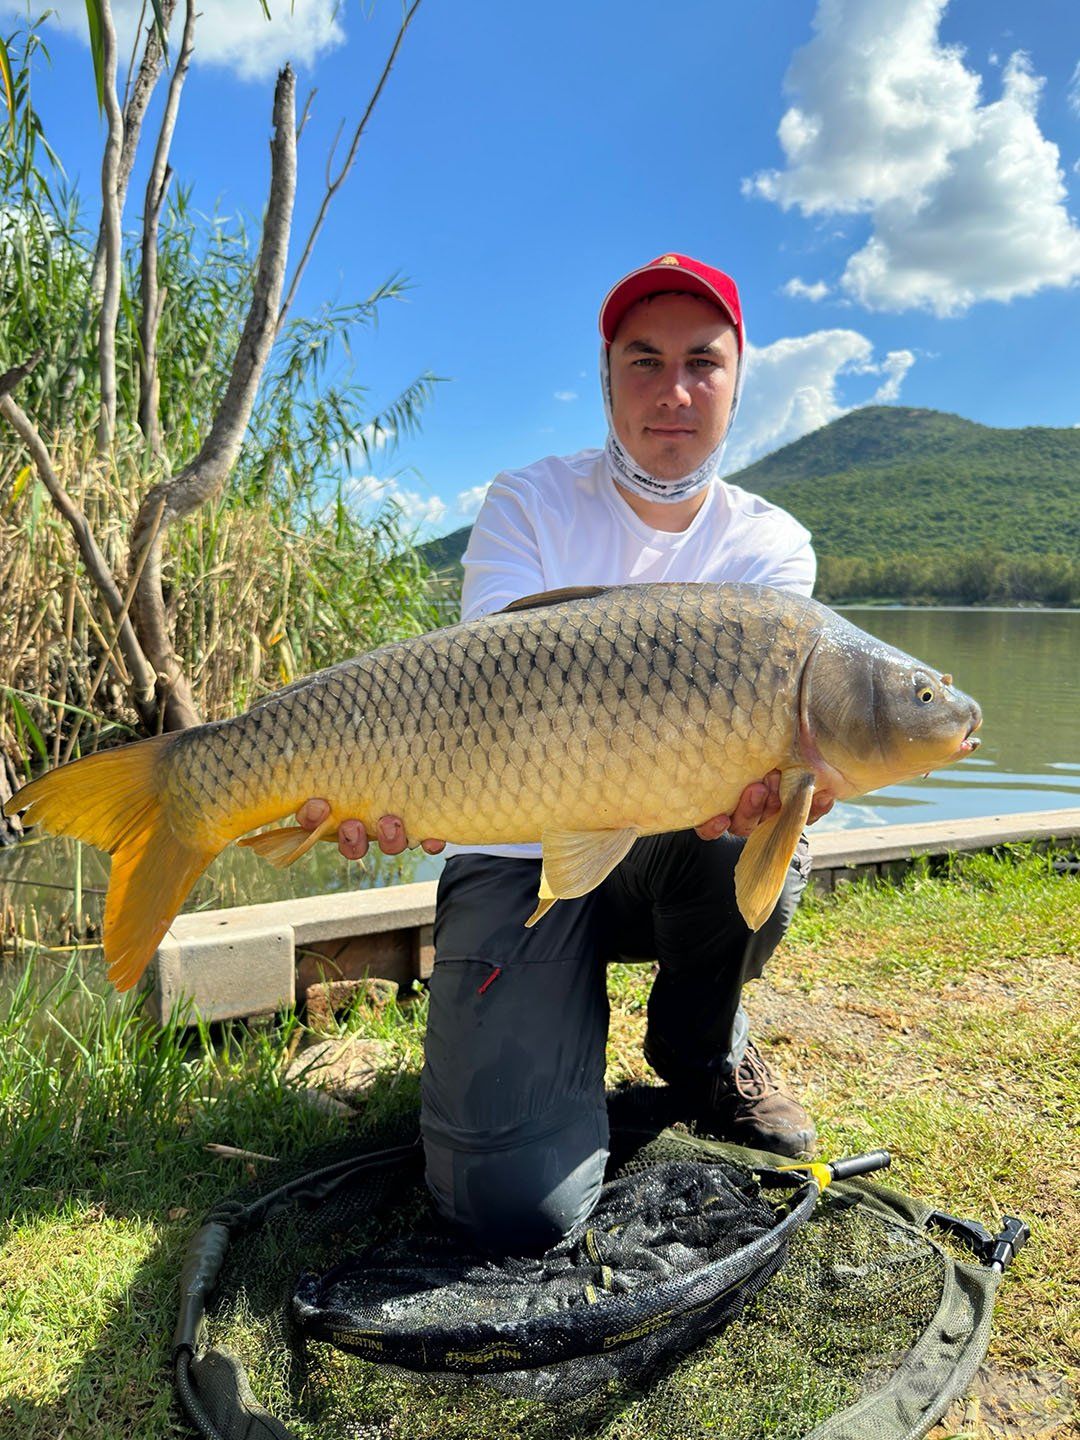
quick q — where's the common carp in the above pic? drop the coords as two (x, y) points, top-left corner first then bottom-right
(4, 582), (981, 992)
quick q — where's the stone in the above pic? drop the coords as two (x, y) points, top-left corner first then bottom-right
(304, 977), (398, 1029)
(284, 1036), (391, 1108)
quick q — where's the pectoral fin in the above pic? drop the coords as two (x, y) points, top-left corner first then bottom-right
(734, 770), (815, 932)
(238, 815), (339, 868)
(525, 826), (641, 928)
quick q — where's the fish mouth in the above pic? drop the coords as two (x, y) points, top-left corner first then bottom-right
(957, 719), (982, 756)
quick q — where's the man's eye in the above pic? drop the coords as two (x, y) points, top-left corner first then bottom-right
(631, 357), (660, 368)
(691, 357), (720, 368)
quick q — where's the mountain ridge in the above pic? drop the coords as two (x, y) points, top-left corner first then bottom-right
(416, 405), (1080, 602)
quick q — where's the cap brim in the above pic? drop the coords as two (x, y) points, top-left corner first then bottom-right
(600, 264), (738, 344)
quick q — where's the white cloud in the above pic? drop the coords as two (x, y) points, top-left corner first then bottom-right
(1069, 61), (1080, 118)
(870, 348), (916, 402)
(782, 277), (831, 302)
(342, 473), (446, 531)
(553, 390), (579, 402)
(745, 0), (979, 215)
(356, 420), (396, 454)
(7, 0), (346, 82)
(721, 329), (915, 474)
(395, 491), (447, 528)
(455, 483), (490, 520)
(746, 0), (1080, 315)
(342, 473), (393, 507)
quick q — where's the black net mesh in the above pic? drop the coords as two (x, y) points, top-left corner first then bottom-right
(292, 1156), (796, 1393)
(182, 1091), (971, 1440)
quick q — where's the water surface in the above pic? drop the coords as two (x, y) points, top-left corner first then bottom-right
(821, 606), (1080, 831)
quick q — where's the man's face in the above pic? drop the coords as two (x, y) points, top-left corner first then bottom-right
(608, 293), (739, 480)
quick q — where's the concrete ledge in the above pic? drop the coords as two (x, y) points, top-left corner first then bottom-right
(146, 809), (1080, 1021)
(165, 880), (438, 948)
(807, 807), (1080, 893)
(147, 921), (294, 1025)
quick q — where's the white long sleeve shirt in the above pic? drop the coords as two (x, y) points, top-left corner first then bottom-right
(451, 447), (815, 860)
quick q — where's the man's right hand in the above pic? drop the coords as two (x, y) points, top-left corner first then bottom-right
(294, 798), (446, 859)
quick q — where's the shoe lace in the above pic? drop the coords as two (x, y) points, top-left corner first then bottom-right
(732, 1042), (780, 1101)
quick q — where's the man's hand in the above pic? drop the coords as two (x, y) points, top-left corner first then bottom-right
(695, 770), (835, 841)
(295, 798), (446, 859)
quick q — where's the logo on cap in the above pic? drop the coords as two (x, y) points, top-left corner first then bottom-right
(658, 254), (680, 266)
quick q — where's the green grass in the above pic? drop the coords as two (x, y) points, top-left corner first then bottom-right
(1, 846), (1077, 1439)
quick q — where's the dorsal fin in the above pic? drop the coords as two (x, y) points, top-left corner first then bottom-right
(498, 585), (612, 615)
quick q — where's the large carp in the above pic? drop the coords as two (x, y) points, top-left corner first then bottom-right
(4, 582), (981, 992)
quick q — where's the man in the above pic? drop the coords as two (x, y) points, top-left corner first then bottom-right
(298, 254), (834, 1253)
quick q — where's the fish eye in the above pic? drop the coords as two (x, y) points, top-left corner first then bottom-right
(917, 685), (935, 703)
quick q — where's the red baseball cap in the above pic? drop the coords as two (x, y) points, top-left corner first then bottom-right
(599, 253), (744, 353)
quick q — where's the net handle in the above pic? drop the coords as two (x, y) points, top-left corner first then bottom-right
(172, 1137), (423, 1439)
(172, 1137), (422, 1358)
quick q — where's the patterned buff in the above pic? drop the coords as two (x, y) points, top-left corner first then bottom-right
(599, 340), (745, 505)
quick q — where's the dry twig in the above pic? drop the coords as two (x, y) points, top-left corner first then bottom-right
(139, 0), (196, 455)
(276, 0), (423, 331)
(0, 389), (158, 718)
(96, 0), (125, 454)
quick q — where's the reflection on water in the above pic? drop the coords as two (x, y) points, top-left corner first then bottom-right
(2, 608), (1077, 936)
(1, 832), (445, 954)
(818, 607), (1080, 831)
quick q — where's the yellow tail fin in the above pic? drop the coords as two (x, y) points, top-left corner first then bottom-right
(3, 737), (219, 992)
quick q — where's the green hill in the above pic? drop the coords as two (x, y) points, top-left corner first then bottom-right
(735, 406), (1080, 560)
(417, 524), (472, 579)
(417, 407), (1080, 603)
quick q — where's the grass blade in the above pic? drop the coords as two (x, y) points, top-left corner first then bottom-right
(0, 33), (15, 143)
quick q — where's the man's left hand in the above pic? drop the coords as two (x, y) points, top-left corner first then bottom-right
(695, 770), (835, 841)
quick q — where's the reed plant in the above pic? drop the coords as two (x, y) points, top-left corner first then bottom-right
(1, 430), (448, 763)
(0, 11), (443, 774)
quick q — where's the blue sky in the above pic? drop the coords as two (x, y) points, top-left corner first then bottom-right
(5, 0), (1080, 537)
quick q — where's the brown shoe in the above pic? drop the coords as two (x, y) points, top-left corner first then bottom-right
(699, 1041), (817, 1158)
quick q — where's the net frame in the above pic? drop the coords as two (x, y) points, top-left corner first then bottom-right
(171, 1121), (1021, 1440)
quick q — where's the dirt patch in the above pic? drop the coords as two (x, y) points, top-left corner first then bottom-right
(744, 976), (933, 1086)
(929, 1365), (1076, 1438)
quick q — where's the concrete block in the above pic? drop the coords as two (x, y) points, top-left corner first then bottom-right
(145, 919), (295, 1025)
(163, 881), (437, 951)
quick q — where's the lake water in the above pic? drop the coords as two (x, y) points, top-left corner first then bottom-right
(817, 606), (1080, 831)
(2, 606), (1078, 937)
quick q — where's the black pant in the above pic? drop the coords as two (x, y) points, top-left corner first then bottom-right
(420, 830), (810, 1252)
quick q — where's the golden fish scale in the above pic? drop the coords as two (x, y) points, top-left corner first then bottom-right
(162, 584), (821, 847)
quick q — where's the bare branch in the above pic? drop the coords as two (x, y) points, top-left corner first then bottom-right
(139, 0), (195, 455)
(121, 3), (179, 202)
(59, 0), (176, 419)
(277, 0), (422, 331)
(296, 85), (317, 144)
(129, 65), (297, 730)
(97, 0), (124, 454)
(0, 392), (158, 718)
(121, 0), (149, 116)
(0, 349), (44, 401)
(61, 494), (169, 762)
(88, 0), (178, 303)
